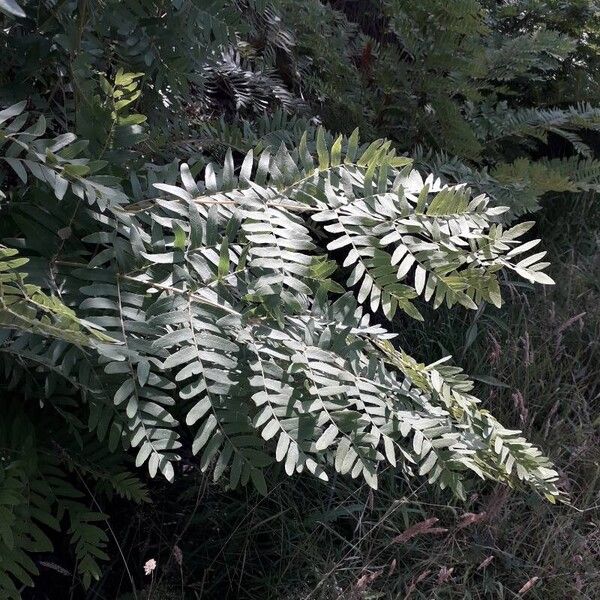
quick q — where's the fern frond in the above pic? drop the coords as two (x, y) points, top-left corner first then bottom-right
(493, 156), (600, 195)
(0, 125), (561, 505)
(414, 148), (600, 219)
(41, 127), (556, 499)
(484, 28), (575, 82)
(470, 102), (600, 156)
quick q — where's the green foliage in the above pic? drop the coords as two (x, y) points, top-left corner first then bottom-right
(78, 69), (148, 159)
(415, 149), (600, 219)
(0, 0), (597, 595)
(0, 101), (127, 209)
(1, 127), (560, 498)
(0, 245), (110, 344)
(0, 402), (147, 597)
(275, 0), (600, 215)
(469, 102), (600, 158)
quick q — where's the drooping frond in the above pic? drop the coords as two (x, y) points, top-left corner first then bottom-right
(0, 128), (557, 503)
(493, 156), (600, 195)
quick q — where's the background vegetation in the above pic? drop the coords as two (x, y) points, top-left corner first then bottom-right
(0, 0), (598, 598)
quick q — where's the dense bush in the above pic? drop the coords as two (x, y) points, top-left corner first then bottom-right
(0, 1), (598, 598)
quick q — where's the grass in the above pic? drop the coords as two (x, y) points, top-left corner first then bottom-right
(57, 193), (599, 600)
